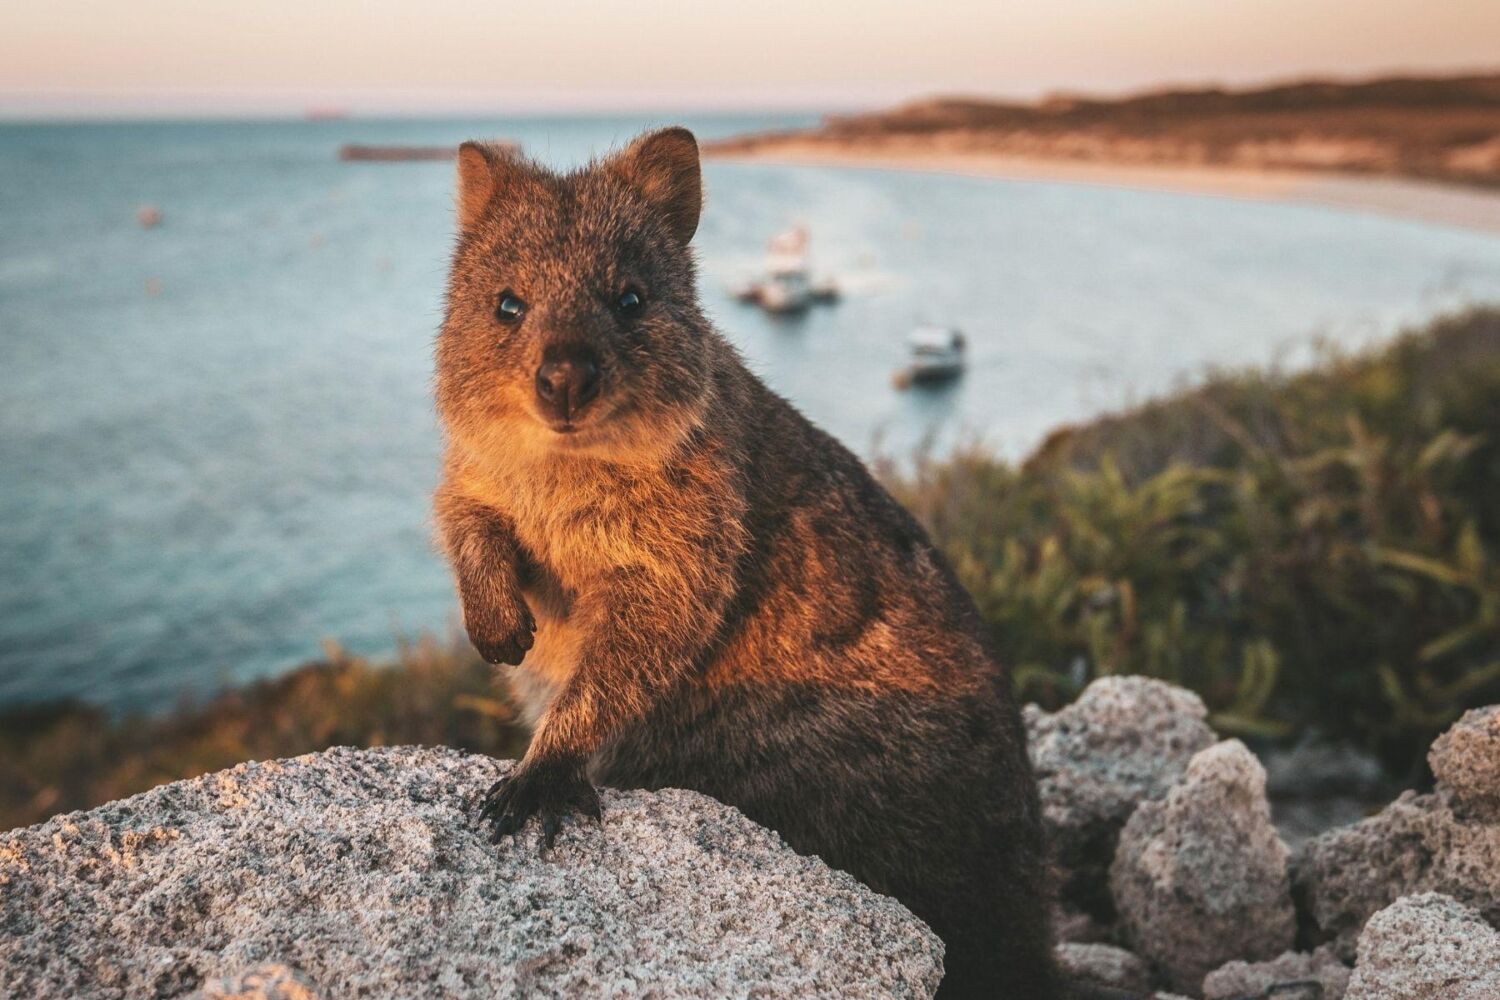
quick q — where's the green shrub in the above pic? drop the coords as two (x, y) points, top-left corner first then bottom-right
(886, 307), (1500, 773)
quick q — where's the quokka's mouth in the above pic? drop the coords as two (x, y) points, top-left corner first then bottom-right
(541, 415), (601, 440)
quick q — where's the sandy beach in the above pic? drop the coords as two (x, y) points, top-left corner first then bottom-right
(708, 143), (1500, 237)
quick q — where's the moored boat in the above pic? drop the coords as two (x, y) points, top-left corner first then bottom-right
(894, 326), (966, 389)
(732, 226), (840, 315)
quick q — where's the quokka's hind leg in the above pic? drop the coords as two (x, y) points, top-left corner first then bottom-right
(895, 844), (1059, 1000)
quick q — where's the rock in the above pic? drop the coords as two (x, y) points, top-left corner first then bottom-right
(1263, 741), (1392, 851)
(1429, 706), (1500, 821)
(1344, 893), (1500, 1000)
(1202, 945), (1351, 1000)
(1291, 788), (1500, 959)
(1051, 904), (1110, 944)
(1025, 677), (1216, 916)
(1270, 797), (1383, 853)
(1109, 740), (1296, 992)
(0, 746), (943, 999)
(1054, 942), (1153, 994)
(1263, 742), (1388, 801)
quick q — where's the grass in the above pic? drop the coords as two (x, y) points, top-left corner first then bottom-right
(4, 306), (1499, 831)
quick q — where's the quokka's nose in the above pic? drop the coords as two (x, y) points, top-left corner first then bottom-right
(535, 354), (602, 422)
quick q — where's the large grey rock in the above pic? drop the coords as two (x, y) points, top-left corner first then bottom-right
(1345, 893), (1500, 1000)
(1025, 676), (1216, 916)
(1110, 740), (1296, 992)
(1291, 787), (1500, 960)
(1203, 945), (1350, 1000)
(1429, 706), (1500, 821)
(0, 746), (943, 999)
(1054, 942), (1153, 994)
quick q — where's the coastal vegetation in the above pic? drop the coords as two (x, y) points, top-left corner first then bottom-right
(887, 306), (1500, 774)
(3, 307), (1499, 830)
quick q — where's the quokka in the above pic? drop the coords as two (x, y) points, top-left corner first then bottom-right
(434, 127), (1058, 999)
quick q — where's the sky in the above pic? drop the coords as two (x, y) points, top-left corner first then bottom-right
(1, 0), (1497, 117)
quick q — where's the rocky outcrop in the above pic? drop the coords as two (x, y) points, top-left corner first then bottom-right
(1291, 767), (1500, 958)
(6, 680), (1498, 999)
(0, 746), (943, 1000)
(1053, 942), (1153, 995)
(1025, 677), (1216, 918)
(1109, 740), (1296, 992)
(1429, 705), (1500, 821)
(1202, 945), (1351, 1000)
(1040, 688), (1500, 997)
(1344, 893), (1500, 1000)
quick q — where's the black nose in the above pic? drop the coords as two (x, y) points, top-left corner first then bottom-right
(535, 352), (602, 422)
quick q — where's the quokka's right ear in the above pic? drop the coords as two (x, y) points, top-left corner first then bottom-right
(610, 128), (702, 245)
(456, 141), (524, 230)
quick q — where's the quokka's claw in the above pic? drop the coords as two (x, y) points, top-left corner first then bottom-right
(474, 758), (600, 852)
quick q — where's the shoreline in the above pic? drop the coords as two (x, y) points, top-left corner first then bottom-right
(707, 145), (1500, 237)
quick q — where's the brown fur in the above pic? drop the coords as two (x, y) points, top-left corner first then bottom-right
(434, 129), (1058, 999)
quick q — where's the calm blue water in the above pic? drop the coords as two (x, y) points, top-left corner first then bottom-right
(4, 115), (1500, 711)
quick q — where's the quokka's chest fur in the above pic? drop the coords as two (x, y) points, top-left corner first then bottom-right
(467, 439), (748, 721)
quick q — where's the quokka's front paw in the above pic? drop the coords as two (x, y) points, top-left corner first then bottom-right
(463, 597), (536, 666)
(479, 757), (602, 850)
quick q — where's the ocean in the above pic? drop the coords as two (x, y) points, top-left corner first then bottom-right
(4, 113), (1500, 711)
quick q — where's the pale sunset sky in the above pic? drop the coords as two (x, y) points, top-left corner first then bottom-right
(1, 0), (1497, 117)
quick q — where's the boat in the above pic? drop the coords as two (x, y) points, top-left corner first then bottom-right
(731, 226), (840, 315)
(894, 326), (966, 389)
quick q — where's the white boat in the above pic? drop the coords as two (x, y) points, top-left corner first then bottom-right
(732, 226), (839, 315)
(894, 326), (966, 388)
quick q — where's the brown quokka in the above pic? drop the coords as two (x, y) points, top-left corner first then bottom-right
(433, 128), (1057, 999)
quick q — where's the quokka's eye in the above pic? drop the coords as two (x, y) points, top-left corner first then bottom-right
(616, 287), (645, 318)
(496, 292), (526, 323)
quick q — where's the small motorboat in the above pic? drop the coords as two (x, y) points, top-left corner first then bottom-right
(732, 226), (840, 315)
(894, 326), (966, 389)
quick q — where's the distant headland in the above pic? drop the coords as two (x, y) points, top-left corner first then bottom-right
(707, 72), (1500, 233)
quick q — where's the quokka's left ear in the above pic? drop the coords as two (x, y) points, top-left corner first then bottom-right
(455, 140), (531, 231)
(610, 127), (702, 245)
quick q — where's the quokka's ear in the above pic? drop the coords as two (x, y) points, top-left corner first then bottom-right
(456, 141), (525, 230)
(610, 127), (702, 245)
